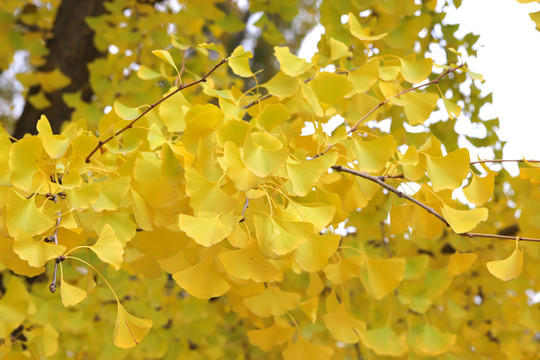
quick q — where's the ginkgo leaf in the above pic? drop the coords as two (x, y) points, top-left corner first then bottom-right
(0, 236), (46, 277)
(443, 98), (461, 119)
(60, 278), (87, 307)
(152, 49), (180, 75)
(37, 115), (70, 159)
(441, 204), (488, 234)
(310, 72), (354, 104)
(218, 240), (279, 282)
(247, 322), (296, 351)
(293, 234), (340, 273)
(425, 148), (470, 191)
(323, 303), (366, 343)
(6, 191), (55, 238)
(9, 136), (43, 191)
(299, 297), (319, 323)
(173, 251), (230, 299)
(13, 229), (66, 268)
(400, 58), (433, 83)
(179, 212), (240, 247)
(274, 46), (312, 76)
(114, 100), (142, 120)
(113, 302), (153, 349)
(416, 324), (456, 356)
(282, 336), (333, 360)
(365, 257), (406, 299)
(262, 71), (299, 97)
(244, 132), (288, 178)
(347, 59), (379, 94)
(352, 135), (396, 173)
(348, 12), (386, 41)
(185, 167), (237, 213)
(161, 143), (184, 185)
(286, 157), (326, 196)
(324, 255), (366, 285)
(447, 252), (477, 275)
(92, 176), (131, 211)
(329, 37), (352, 61)
(228, 45), (253, 77)
(89, 224), (124, 270)
(256, 103), (290, 132)
(198, 42), (223, 57)
(361, 326), (408, 356)
(0, 277), (35, 338)
(463, 171), (494, 205)
(403, 92), (439, 125)
(486, 241), (523, 281)
(243, 287), (300, 317)
(223, 141), (263, 191)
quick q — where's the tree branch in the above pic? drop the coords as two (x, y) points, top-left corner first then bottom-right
(85, 58), (228, 162)
(316, 64), (465, 158)
(331, 165), (540, 243)
(331, 165), (450, 227)
(470, 159), (540, 165)
(48, 194), (62, 293)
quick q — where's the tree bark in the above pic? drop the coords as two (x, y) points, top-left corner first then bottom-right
(13, 0), (106, 138)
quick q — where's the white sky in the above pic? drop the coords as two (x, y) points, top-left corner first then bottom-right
(298, 0), (540, 167)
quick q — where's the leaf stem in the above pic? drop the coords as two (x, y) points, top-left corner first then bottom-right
(470, 159), (540, 165)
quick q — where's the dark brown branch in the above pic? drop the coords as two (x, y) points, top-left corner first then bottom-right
(462, 233), (540, 243)
(316, 64), (465, 158)
(331, 165), (450, 227)
(85, 59), (228, 162)
(332, 165), (540, 243)
(470, 159), (540, 165)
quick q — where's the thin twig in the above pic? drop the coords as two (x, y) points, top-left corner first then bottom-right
(239, 198), (249, 222)
(332, 165), (540, 243)
(470, 159), (540, 165)
(316, 64), (465, 158)
(331, 165), (450, 227)
(49, 194), (62, 293)
(463, 233), (540, 243)
(380, 222), (392, 258)
(85, 58), (228, 162)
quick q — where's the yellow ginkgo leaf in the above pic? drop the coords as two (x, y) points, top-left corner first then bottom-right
(329, 37), (352, 61)
(447, 252), (478, 275)
(0, 277), (35, 338)
(179, 212), (240, 247)
(352, 135), (396, 173)
(293, 233), (340, 273)
(361, 326), (408, 356)
(223, 141), (263, 191)
(348, 12), (387, 41)
(347, 59), (378, 94)
(244, 132), (288, 178)
(309, 72), (354, 104)
(228, 45), (253, 77)
(185, 167), (237, 213)
(463, 171), (494, 206)
(13, 229), (66, 268)
(90, 224), (124, 270)
(0, 236), (46, 277)
(274, 46), (312, 76)
(286, 157), (325, 196)
(218, 240), (279, 282)
(92, 176), (131, 211)
(323, 255), (366, 285)
(243, 287), (300, 317)
(247, 321), (296, 351)
(255, 103), (290, 132)
(441, 204), (488, 234)
(152, 49), (180, 75)
(6, 191), (55, 238)
(443, 98), (461, 119)
(161, 143), (184, 186)
(400, 58), (433, 83)
(416, 324), (456, 356)
(487, 241), (523, 281)
(282, 336), (333, 360)
(365, 257), (406, 299)
(38, 115), (70, 159)
(261, 71), (299, 97)
(299, 297), (319, 323)
(173, 251), (230, 299)
(60, 278), (87, 307)
(425, 148), (470, 191)
(323, 303), (366, 343)
(113, 302), (153, 349)
(403, 92), (439, 125)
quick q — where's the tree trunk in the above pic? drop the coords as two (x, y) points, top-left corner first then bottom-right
(13, 0), (106, 138)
